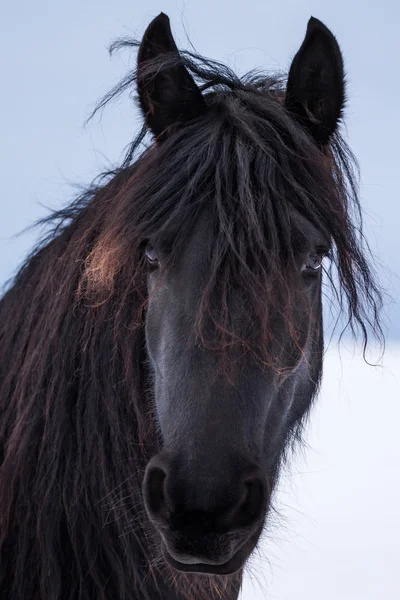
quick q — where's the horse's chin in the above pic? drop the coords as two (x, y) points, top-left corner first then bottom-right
(161, 527), (262, 576)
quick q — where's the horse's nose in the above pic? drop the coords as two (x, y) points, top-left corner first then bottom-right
(143, 453), (267, 535)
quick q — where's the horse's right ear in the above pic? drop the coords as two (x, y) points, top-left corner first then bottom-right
(285, 17), (345, 146)
(137, 13), (206, 139)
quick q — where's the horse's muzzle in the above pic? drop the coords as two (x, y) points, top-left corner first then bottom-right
(142, 453), (268, 573)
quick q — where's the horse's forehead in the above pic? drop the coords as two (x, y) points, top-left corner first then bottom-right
(173, 204), (215, 278)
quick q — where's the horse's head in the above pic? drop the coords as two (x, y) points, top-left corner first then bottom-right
(130, 14), (350, 575)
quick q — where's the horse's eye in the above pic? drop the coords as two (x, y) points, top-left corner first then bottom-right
(145, 244), (159, 267)
(302, 252), (324, 273)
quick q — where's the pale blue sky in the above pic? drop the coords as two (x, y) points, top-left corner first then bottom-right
(1, 0), (399, 336)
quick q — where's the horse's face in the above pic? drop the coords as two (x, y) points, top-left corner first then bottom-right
(143, 205), (326, 574)
(138, 14), (345, 574)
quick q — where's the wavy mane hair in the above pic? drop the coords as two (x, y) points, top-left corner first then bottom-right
(0, 13), (383, 600)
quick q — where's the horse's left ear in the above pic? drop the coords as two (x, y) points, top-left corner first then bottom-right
(137, 13), (206, 138)
(285, 17), (345, 146)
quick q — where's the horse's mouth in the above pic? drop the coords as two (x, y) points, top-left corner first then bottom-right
(163, 546), (244, 575)
(162, 528), (261, 575)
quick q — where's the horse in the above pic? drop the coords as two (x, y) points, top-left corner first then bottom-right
(0, 12), (382, 600)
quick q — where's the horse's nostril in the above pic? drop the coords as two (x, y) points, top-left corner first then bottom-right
(144, 464), (168, 518)
(143, 457), (267, 538)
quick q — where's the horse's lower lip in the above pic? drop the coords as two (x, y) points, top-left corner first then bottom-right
(162, 545), (245, 575)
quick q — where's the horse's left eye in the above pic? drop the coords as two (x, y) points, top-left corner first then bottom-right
(302, 252), (324, 273)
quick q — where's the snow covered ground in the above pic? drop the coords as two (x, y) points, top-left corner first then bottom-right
(241, 344), (399, 600)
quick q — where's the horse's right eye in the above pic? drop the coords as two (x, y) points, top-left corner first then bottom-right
(145, 244), (159, 267)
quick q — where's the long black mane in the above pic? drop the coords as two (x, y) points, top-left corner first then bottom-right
(0, 38), (383, 600)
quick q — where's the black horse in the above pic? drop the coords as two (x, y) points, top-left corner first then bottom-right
(0, 13), (382, 600)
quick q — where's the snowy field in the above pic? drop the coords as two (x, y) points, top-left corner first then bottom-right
(241, 344), (399, 600)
